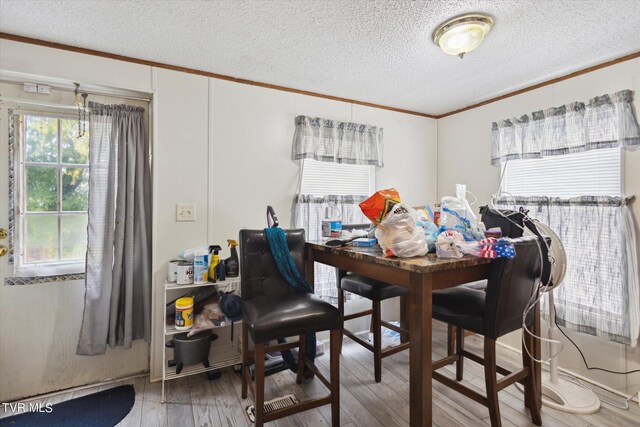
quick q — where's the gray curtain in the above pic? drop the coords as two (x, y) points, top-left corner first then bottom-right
(491, 90), (640, 166)
(291, 115), (384, 166)
(77, 102), (151, 356)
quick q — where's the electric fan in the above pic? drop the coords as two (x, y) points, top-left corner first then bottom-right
(525, 220), (601, 414)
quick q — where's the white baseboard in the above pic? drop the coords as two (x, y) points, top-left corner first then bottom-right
(6, 371), (150, 404)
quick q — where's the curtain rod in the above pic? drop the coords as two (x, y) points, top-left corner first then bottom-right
(0, 96), (77, 110)
(496, 195), (635, 206)
(0, 79), (151, 102)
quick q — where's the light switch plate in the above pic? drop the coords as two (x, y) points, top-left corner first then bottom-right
(176, 203), (196, 221)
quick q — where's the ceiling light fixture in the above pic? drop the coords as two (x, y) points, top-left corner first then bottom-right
(432, 13), (494, 59)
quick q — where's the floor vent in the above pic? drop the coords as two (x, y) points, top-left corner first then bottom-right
(246, 394), (299, 422)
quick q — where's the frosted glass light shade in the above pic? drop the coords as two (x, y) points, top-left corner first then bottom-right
(433, 14), (494, 58)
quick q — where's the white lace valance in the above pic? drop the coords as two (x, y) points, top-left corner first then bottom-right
(291, 115), (384, 166)
(491, 90), (640, 166)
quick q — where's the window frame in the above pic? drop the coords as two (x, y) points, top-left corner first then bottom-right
(14, 110), (89, 277)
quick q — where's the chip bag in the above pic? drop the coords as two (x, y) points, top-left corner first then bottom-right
(359, 188), (401, 224)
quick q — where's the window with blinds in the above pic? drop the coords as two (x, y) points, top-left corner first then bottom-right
(500, 146), (630, 341)
(300, 159), (374, 196)
(501, 147), (622, 197)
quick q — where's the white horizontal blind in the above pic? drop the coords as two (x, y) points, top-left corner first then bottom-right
(300, 159), (374, 196)
(502, 148), (622, 197)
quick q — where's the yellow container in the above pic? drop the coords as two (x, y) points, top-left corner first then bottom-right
(175, 297), (194, 330)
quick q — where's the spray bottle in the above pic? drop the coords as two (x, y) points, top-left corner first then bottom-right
(208, 245), (222, 283)
(225, 239), (239, 277)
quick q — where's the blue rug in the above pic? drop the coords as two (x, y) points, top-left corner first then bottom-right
(0, 384), (135, 427)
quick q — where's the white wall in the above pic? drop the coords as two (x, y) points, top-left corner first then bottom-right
(149, 68), (211, 381)
(208, 79), (437, 246)
(437, 58), (640, 395)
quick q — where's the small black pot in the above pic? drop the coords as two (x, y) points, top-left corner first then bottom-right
(167, 330), (218, 374)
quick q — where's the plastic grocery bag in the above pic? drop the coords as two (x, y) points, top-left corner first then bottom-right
(416, 216), (439, 252)
(435, 230), (465, 258)
(457, 237), (516, 259)
(375, 203), (428, 258)
(440, 184), (485, 241)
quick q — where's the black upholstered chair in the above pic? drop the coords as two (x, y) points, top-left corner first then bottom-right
(239, 229), (342, 426)
(336, 224), (410, 382)
(432, 236), (543, 427)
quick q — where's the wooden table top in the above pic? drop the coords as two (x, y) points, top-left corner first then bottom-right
(306, 241), (492, 274)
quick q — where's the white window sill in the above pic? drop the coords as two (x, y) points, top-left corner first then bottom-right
(6, 262), (86, 285)
(4, 272), (86, 286)
(14, 262), (85, 278)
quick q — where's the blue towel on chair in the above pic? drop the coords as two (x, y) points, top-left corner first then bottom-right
(264, 227), (312, 293)
(264, 227), (317, 376)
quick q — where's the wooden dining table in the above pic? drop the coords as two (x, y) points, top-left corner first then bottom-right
(305, 242), (498, 427)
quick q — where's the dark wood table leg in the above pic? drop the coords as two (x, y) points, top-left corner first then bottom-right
(305, 246), (315, 291)
(400, 294), (409, 343)
(409, 272), (432, 427)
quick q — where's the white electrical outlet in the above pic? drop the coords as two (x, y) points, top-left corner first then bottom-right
(176, 203), (196, 222)
(37, 84), (51, 94)
(23, 82), (38, 93)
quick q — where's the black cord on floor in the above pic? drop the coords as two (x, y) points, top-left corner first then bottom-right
(552, 304), (640, 375)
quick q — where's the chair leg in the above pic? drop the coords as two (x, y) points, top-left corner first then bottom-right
(447, 324), (455, 357)
(372, 300), (382, 382)
(484, 338), (501, 427)
(455, 326), (465, 381)
(254, 342), (266, 427)
(338, 289), (345, 353)
(522, 327), (542, 425)
(241, 323), (249, 399)
(296, 334), (306, 384)
(330, 328), (341, 427)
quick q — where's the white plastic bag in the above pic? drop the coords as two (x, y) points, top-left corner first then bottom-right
(440, 184), (485, 241)
(369, 321), (401, 349)
(375, 203), (428, 258)
(435, 230), (465, 258)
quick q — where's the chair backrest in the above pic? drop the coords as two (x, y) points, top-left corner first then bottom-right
(483, 236), (542, 339)
(239, 229), (307, 301)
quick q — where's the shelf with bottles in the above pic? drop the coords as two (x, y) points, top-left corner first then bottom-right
(165, 318), (239, 336)
(164, 276), (241, 291)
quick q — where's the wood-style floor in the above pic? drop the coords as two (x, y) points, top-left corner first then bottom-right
(2, 322), (639, 427)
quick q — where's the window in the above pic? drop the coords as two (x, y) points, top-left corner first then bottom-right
(300, 159), (375, 197)
(296, 159), (374, 302)
(15, 112), (89, 276)
(501, 147), (622, 197)
(500, 147), (635, 343)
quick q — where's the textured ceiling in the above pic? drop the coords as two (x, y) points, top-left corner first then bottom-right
(1, 0), (639, 115)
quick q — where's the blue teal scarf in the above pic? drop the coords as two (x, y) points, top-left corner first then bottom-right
(264, 227), (312, 293)
(264, 227), (316, 376)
